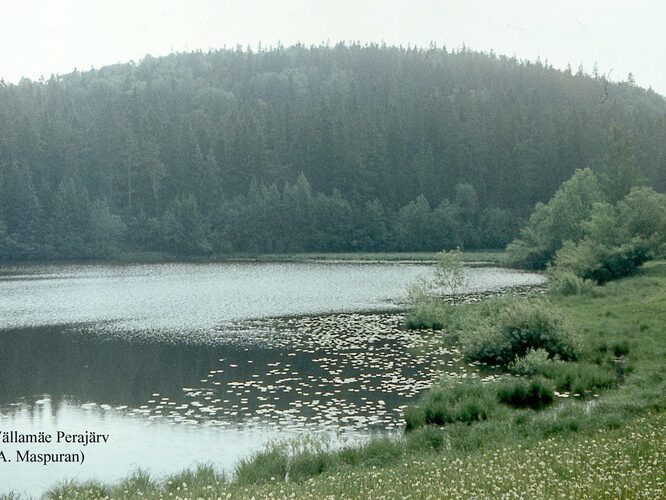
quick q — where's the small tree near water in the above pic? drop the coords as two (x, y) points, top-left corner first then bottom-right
(434, 248), (468, 295)
(408, 248), (469, 303)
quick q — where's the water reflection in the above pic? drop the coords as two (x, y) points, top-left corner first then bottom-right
(0, 325), (221, 408)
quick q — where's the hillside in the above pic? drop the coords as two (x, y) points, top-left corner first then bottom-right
(1, 44), (665, 259)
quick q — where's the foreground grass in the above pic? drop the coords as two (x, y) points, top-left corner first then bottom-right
(41, 261), (665, 499)
(296, 413), (664, 499)
(45, 412), (665, 499)
(244, 411), (665, 499)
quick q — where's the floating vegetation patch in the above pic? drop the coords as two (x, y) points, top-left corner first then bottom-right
(126, 313), (486, 432)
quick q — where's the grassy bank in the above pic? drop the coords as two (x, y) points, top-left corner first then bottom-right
(46, 411), (664, 499)
(36, 261), (666, 499)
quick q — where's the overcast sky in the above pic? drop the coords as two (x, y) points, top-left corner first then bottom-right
(1, 0), (664, 95)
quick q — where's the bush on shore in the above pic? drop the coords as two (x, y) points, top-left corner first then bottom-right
(404, 301), (456, 330)
(546, 269), (598, 296)
(459, 300), (578, 366)
(509, 348), (562, 375)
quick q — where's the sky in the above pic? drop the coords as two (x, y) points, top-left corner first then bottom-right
(1, 0), (665, 96)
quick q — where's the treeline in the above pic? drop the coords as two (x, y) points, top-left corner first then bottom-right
(0, 169), (518, 258)
(1, 44), (665, 259)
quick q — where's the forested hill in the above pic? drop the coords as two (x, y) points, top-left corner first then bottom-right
(1, 44), (665, 259)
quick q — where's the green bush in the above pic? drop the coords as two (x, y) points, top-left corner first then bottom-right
(506, 156), (666, 283)
(335, 436), (407, 468)
(612, 341), (630, 357)
(497, 377), (555, 410)
(509, 348), (561, 376)
(460, 301), (578, 366)
(407, 249), (468, 301)
(356, 436), (406, 466)
(48, 481), (109, 499)
(547, 269), (597, 296)
(404, 379), (496, 431)
(165, 465), (222, 493)
(120, 470), (160, 496)
(233, 434), (408, 485)
(555, 238), (653, 284)
(405, 301), (454, 330)
(509, 348), (616, 396)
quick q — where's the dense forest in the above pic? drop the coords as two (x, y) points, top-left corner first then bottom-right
(1, 43), (665, 260)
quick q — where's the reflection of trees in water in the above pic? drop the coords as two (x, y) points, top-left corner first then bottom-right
(0, 325), (224, 407)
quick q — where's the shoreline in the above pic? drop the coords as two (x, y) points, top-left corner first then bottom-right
(260, 282), (548, 322)
(0, 250), (506, 268)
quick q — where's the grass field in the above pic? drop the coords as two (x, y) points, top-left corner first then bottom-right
(48, 411), (662, 499)
(20, 261), (666, 499)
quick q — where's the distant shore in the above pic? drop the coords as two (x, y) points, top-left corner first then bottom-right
(0, 250), (506, 267)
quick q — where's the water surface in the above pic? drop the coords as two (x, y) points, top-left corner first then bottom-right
(0, 261), (545, 495)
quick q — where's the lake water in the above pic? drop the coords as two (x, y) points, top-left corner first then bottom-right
(0, 261), (545, 496)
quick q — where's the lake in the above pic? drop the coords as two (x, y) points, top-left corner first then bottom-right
(0, 261), (545, 495)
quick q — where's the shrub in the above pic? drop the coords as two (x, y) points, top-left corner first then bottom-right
(506, 160), (666, 283)
(165, 465), (222, 493)
(509, 348), (561, 376)
(547, 269), (597, 296)
(406, 248), (469, 306)
(287, 452), (333, 482)
(336, 436), (406, 468)
(612, 341), (630, 357)
(497, 377), (555, 410)
(432, 248), (468, 295)
(48, 482), (109, 499)
(234, 436), (349, 484)
(555, 238), (653, 284)
(404, 379), (496, 431)
(460, 301), (578, 366)
(356, 436), (405, 465)
(405, 301), (454, 330)
(120, 470), (160, 496)
(508, 351), (616, 395)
